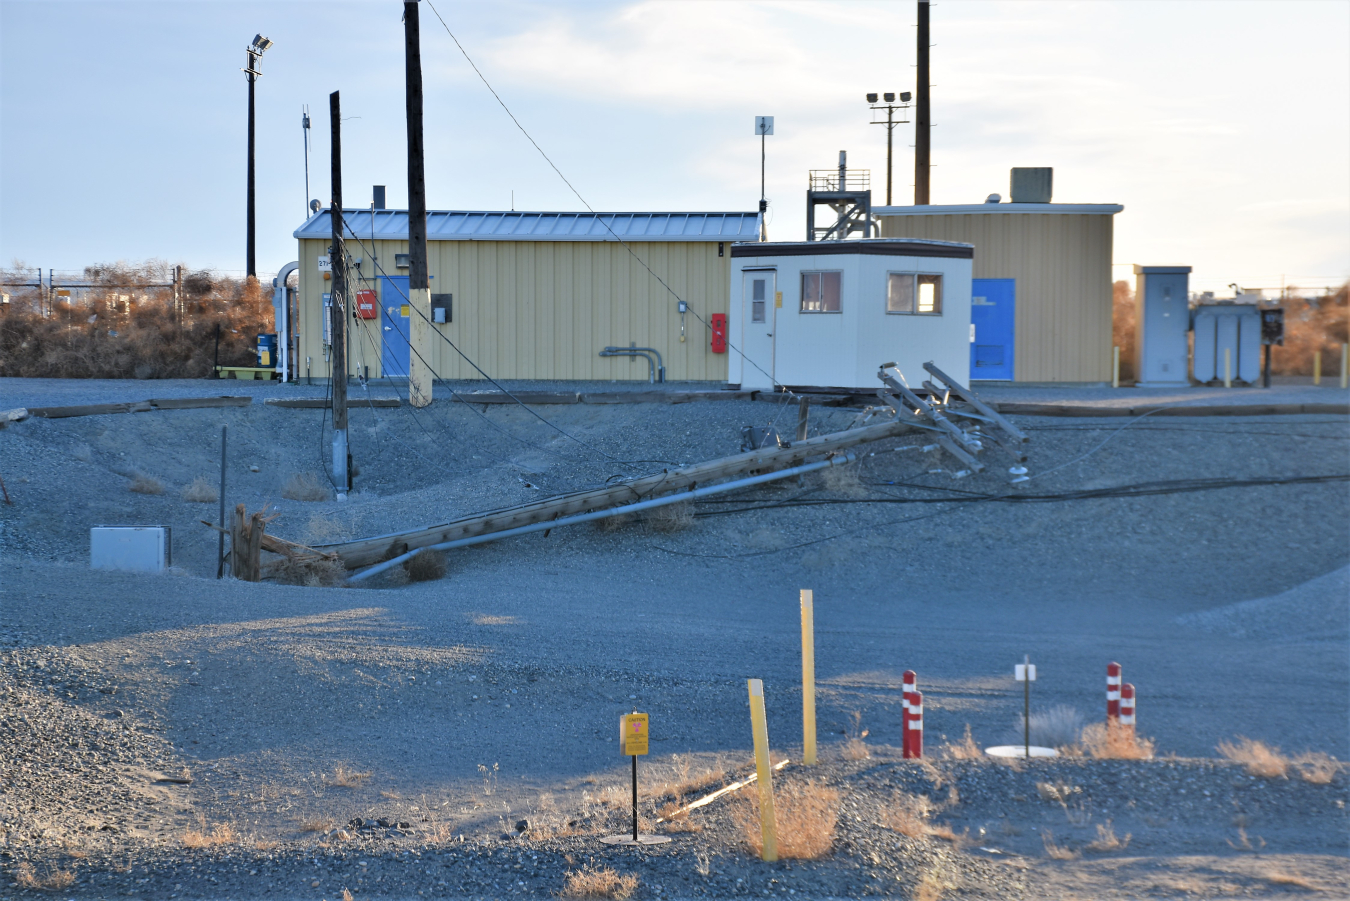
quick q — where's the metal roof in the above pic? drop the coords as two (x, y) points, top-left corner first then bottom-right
(731, 238), (973, 259)
(874, 203), (1123, 216)
(294, 209), (762, 242)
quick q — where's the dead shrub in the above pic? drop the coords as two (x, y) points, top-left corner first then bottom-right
(282, 472), (331, 502)
(1080, 721), (1155, 760)
(129, 473), (165, 495)
(14, 862), (76, 890)
(734, 779), (841, 860)
(182, 821), (238, 848)
(925, 823), (974, 849)
(298, 817), (333, 833)
(1218, 738), (1289, 778)
(181, 475), (218, 503)
(1293, 751), (1340, 784)
(559, 864), (638, 899)
(840, 710), (870, 760)
(264, 554), (347, 588)
(1261, 870), (1321, 891)
(883, 792), (935, 836)
(1085, 820), (1131, 852)
(326, 766), (372, 788)
(645, 501), (694, 533)
(912, 868), (946, 901)
(594, 510), (636, 532)
(820, 460), (867, 497)
(404, 549), (447, 582)
(1041, 830), (1079, 860)
(942, 725), (983, 760)
(1012, 705), (1084, 750)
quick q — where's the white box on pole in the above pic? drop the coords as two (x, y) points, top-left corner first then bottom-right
(1015, 664), (1036, 682)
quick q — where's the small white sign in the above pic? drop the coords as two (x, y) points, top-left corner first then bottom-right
(1015, 664), (1036, 682)
(755, 116), (774, 136)
(317, 256), (331, 273)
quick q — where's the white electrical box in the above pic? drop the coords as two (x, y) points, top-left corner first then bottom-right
(91, 526), (171, 573)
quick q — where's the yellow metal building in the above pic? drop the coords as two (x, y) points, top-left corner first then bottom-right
(874, 202), (1123, 383)
(292, 209), (760, 383)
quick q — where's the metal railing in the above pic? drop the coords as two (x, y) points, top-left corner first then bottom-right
(808, 170), (871, 192)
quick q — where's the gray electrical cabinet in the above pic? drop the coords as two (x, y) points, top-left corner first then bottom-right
(1133, 265), (1191, 387)
(1192, 302), (1260, 384)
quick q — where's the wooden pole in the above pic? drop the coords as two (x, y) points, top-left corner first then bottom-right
(914, 1), (931, 205)
(747, 679), (778, 861)
(246, 511), (266, 581)
(405, 1), (433, 408)
(796, 396), (810, 441)
(231, 503), (247, 578)
(800, 590), (816, 765)
(216, 426), (227, 579)
(329, 90), (349, 497)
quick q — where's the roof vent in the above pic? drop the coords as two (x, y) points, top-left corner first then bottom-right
(985, 193), (1001, 204)
(1010, 168), (1052, 203)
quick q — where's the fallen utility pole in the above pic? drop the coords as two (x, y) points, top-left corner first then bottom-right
(329, 90), (350, 499)
(323, 413), (922, 570)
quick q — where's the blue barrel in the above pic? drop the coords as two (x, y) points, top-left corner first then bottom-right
(257, 334), (278, 369)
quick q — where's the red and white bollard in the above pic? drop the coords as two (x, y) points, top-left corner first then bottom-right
(1120, 683), (1136, 730)
(902, 670), (918, 758)
(908, 690), (924, 759)
(1107, 662), (1122, 721)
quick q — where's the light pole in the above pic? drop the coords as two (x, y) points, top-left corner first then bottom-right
(755, 116), (773, 241)
(244, 33), (273, 279)
(867, 92), (911, 206)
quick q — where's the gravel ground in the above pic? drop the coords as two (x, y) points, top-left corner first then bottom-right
(1, 377), (1347, 899)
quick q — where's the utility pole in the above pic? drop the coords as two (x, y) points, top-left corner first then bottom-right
(405, 1), (432, 408)
(754, 116), (774, 241)
(914, 1), (931, 205)
(329, 90), (349, 500)
(868, 92), (912, 205)
(302, 105), (312, 216)
(244, 34), (273, 279)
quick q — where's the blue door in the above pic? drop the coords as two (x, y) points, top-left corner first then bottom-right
(970, 278), (1015, 380)
(380, 275), (411, 379)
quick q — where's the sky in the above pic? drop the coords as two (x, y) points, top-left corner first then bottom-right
(2, 0), (1348, 296)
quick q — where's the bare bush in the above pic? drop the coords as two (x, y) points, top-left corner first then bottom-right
(1218, 738), (1289, 778)
(128, 473), (165, 495)
(264, 555), (347, 588)
(326, 766), (372, 788)
(559, 864), (637, 899)
(182, 821), (238, 848)
(14, 862), (76, 890)
(942, 725), (983, 760)
(1041, 830), (1079, 860)
(1085, 820), (1131, 852)
(1080, 722), (1155, 760)
(405, 549), (447, 582)
(840, 711), (870, 760)
(882, 792), (935, 836)
(820, 460), (868, 498)
(645, 501), (694, 533)
(594, 510), (636, 532)
(734, 779), (841, 860)
(181, 476), (218, 503)
(1293, 751), (1340, 784)
(282, 472), (331, 502)
(1011, 705), (1085, 750)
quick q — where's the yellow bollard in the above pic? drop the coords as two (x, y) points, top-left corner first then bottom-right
(1342, 343), (1349, 389)
(1313, 350), (1322, 386)
(747, 679), (779, 861)
(800, 590), (816, 765)
(1112, 346), (1120, 388)
(1224, 347), (1232, 389)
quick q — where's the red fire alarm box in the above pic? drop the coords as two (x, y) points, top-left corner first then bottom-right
(710, 313), (728, 353)
(356, 289), (378, 319)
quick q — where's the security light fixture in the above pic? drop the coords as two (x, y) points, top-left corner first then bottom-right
(867, 91), (912, 205)
(900, 92), (912, 102)
(866, 93), (878, 103)
(252, 34), (273, 53)
(883, 92), (895, 102)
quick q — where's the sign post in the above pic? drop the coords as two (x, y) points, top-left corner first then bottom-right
(1015, 656), (1036, 759)
(601, 712), (670, 846)
(800, 590), (816, 765)
(1260, 308), (1284, 389)
(747, 679), (779, 862)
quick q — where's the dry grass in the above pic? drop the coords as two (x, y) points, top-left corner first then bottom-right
(1294, 751), (1340, 784)
(1013, 705), (1084, 750)
(594, 510), (636, 532)
(913, 868), (946, 901)
(1261, 869), (1321, 891)
(343, 890), (355, 901)
(1041, 830), (1079, 860)
(1080, 721), (1155, 760)
(264, 554), (348, 587)
(404, 549), (447, 582)
(820, 460), (868, 497)
(734, 779), (841, 860)
(181, 475), (218, 502)
(942, 725), (983, 760)
(882, 792), (935, 837)
(840, 711), (871, 760)
(129, 473), (165, 495)
(326, 766), (372, 788)
(1085, 820), (1131, 852)
(282, 472), (331, 502)
(14, 862), (76, 891)
(182, 821), (238, 848)
(298, 817), (333, 833)
(645, 501), (695, 532)
(1218, 738), (1289, 778)
(559, 864), (638, 900)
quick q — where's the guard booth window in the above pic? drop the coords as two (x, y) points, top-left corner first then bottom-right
(887, 273), (943, 314)
(751, 276), (766, 323)
(801, 271), (842, 313)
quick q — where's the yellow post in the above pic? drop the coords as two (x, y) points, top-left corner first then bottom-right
(1112, 346), (1120, 388)
(1342, 343), (1349, 389)
(1223, 347), (1232, 389)
(1313, 350), (1322, 386)
(800, 590), (816, 765)
(408, 287), (433, 408)
(747, 678), (778, 861)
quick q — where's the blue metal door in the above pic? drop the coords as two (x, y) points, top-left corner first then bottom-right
(380, 276), (411, 378)
(970, 278), (1015, 380)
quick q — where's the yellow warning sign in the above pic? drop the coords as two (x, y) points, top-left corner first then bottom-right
(400, 304), (411, 317)
(620, 713), (649, 756)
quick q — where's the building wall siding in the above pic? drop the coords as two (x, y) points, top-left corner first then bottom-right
(297, 239), (732, 381)
(876, 213), (1114, 382)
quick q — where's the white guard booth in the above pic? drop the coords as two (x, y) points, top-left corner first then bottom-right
(728, 239), (974, 391)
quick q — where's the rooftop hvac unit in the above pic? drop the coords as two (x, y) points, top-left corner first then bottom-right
(1010, 168), (1053, 203)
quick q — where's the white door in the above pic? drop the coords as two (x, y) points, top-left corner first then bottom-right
(741, 269), (776, 388)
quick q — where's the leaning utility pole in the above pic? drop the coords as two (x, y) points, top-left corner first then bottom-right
(329, 90), (350, 500)
(405, 1), (432, 408)
(914, 1), (931, 205)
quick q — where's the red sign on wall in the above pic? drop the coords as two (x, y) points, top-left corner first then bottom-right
(356, 290), (378, 319)
(710, 313), (727, 353)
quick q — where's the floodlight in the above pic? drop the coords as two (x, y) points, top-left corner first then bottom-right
(900, 91), (912, 102)
(884, 92), (895, 102)
(252, 34), (273, 52)
(866, 93), (878, 103)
